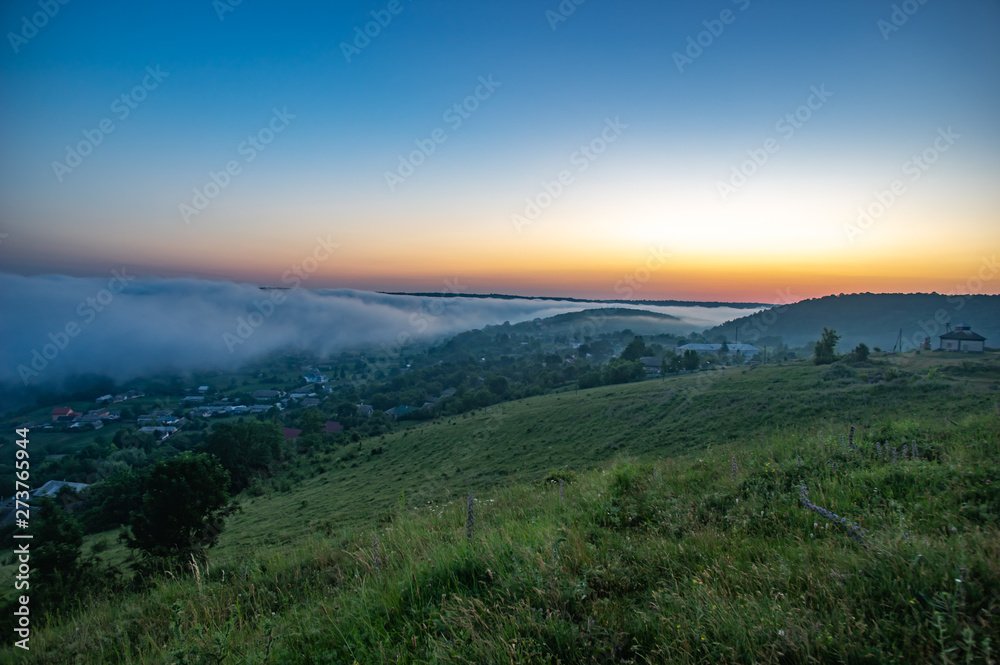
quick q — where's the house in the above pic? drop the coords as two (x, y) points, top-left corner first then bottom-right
(250, 404), (271, 414)
(639, 356), (662, 376)
(439, 388), (457, 399)
(112, 390), (144, 403)
(95, 394), (114, 404)
(323, 421), (344, 433)
(303, 370), (329, 383)
(253, 390), (282, 402)
(230, 405), (250, 414)
(301, 398), (321, 408)
(182, 396), (205, 403)
(87, 407), (110, 418)
(138, 426), (177, 440)
(938, 323), (986, 353)
(357, 404), (374, 417)
(385, 405), (419, 419)
(50, 407), (80, 422)
(73, 414), (104, 429)
(282, 427), (302, 440)
(31, 480), (89, 499)
(198, 385), (209, 393)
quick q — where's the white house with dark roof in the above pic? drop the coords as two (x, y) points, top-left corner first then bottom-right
(938, 323), (986, 353)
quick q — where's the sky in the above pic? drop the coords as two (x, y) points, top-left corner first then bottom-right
(1, 0), (999, 302)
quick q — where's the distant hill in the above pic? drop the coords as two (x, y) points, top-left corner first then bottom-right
(498, 307), (684, 337)
(380, 291), (769, 308)
(703, 293), (1000, 351)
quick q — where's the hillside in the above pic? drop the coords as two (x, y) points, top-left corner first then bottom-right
(702, 293), (1000, 351)
(143, 353), (1000, 561)
(3, 352), (998, 663)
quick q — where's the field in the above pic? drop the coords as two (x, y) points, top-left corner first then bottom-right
(2, 351), (998, 663)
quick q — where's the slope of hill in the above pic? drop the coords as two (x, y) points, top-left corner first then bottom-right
(4, 352), (998, 663)
(703, 293), (1000, 351)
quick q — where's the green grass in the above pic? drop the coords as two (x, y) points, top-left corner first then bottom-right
(3, 353), (999, 663)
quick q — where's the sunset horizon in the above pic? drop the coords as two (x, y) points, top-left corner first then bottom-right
(3, 1), (998, 303)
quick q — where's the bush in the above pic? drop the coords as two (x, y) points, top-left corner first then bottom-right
(822, 363), (856, 381)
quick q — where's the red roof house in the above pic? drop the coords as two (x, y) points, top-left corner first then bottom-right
(51, 407), (81, 422)
(323, 421), (344, 433)
(282, 427), (302, 440)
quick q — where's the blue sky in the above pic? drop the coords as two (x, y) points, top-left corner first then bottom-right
(1, 0), (998, 300)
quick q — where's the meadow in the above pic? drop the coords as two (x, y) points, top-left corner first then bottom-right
(2, 352), (998, 663)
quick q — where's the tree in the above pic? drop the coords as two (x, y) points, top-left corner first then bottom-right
(204, 420), (282, 491)
(487, 375), (509, 397)
(125, 452), (233, 565)
(300, 408), (325, 436)
(603, 359), (645, 385)
(667, 353), (683, 373)
(80, 467), (146, 532)
(718, 340), (730, 365)
(34, 497), (84, 584)
(850, 342), (870, 362)
(682, 349), (700, 371)
(813, 327), (841, 365)
(620, 336), (649, 362)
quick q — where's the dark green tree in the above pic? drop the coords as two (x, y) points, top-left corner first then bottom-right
(667, 353), (683, 373)
(300, 408), (325, 436)
(124, 452), (233, 565)
(603, 359), (645, 385)
(80, 467), (145, 532)
(851, 342), (870, 362)
(620, 336), (649, 362)
(682, 349), (700, 371)
(813, 328), (842, 365)
(487, 375), (509, 397)
(204, 420), (282, 491)
(34, 497), (84, 584)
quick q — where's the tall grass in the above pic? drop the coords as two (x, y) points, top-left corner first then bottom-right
(6, 409), (997, 664)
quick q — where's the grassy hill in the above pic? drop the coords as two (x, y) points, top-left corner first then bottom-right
(703, 293), (1000, 351)
(3, 352), (999, 663)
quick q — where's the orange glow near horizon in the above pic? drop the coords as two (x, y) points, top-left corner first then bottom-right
(11, 210), (998, 303)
